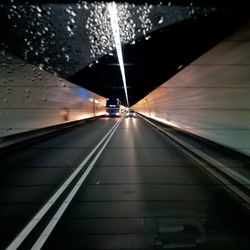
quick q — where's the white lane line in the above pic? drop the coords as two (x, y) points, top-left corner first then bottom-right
(31, 119), (121, 249)
(140, 115), (250, 203)
(6, 119), (121, 250)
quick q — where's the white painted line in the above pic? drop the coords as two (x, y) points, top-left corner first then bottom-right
(6, 119), (121, 250)
(31, 118), (121, 249)
(140, 115), (250, 203)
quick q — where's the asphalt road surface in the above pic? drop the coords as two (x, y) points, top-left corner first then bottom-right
(1, 116), (250, 250)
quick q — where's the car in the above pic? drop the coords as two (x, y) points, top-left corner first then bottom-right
(126, 109), (136, 118)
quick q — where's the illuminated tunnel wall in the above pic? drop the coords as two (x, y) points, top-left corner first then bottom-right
(0, 54), (107, 137)
(133, 22), (250, 156)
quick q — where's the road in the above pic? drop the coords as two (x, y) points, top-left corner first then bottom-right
(1, 116), (250, 249)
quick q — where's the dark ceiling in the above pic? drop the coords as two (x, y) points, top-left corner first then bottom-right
(0, 1), (250, 106)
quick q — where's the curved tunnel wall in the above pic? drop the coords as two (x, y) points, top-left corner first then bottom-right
(0, 54), (107, 137)
(133, 22), (250, 156)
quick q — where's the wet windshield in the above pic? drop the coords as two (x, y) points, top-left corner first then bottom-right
(1, 1), (250, 250)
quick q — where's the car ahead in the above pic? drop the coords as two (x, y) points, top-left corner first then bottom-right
(126, 109), (136, 118)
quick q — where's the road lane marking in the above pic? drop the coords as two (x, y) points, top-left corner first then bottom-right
(140, 115), (250, 204)
(6, 118), (121, 250)
(31, 117), (121, 249)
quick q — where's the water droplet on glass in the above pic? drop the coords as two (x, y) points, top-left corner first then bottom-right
(36, 6), (42, 13)
(39, 63), (44, 71)
(67, 25), (72, 32)
(158, 16), (164, 24)
(42, 97), (47, 101)
(1, 63), (7, 68)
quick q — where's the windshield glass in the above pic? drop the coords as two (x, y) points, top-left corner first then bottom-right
(1, 1), (250, 250)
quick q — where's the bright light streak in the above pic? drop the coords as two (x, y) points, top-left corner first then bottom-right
(108, 2), (129, 107)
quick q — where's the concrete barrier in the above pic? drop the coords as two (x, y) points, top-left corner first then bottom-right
(0, 53), (107, 137)
(133, 22), (250, 156)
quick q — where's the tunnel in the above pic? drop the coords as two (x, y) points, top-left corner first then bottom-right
(0, 1), (250, 249)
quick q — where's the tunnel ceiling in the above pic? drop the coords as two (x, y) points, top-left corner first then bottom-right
(0, 1), (249, 106)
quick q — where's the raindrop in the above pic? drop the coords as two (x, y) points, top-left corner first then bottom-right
(39, 63), (44, 70)
(67, 25), (72, 32)
(42, 97), (47, 101)
(3, 98), (8, 103)
(36, 6), (42, 13)
(65, 54), (70, 61)
(62, 83), (66, 88)
(83, 4), (89, 10)
(1, 63), (7, 68)
(158, 16), (164, 24)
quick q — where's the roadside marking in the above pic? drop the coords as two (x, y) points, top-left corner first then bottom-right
(31, 117), (121, 249)
(140, 115), (250, 204)
(6, 118), (121, 250)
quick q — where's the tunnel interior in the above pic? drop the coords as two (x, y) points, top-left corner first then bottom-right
(1, 2), (250, 250)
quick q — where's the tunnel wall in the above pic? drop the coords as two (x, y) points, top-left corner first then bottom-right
(0, 54), (107, 137)
(133, 22), (250, 156)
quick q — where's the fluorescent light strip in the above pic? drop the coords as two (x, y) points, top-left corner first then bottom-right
(108, 2), (129, 107)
